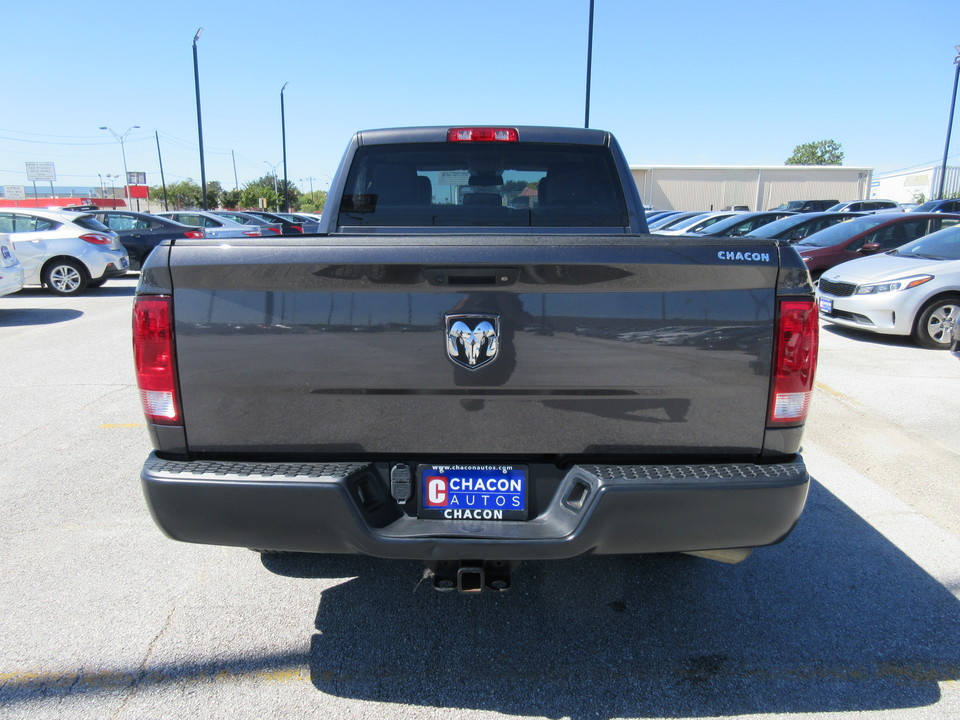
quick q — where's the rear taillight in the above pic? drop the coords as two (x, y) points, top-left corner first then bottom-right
(769, 299), (819, 425)
(184, 230), (205, 239)
(80, 233), (112, 245)
(267, 227), (282, 235)
(243, 229), (262, 237)
(291, 225), (304, 233)
(133, 296), (181, 425)
(447, 127), (519, 142)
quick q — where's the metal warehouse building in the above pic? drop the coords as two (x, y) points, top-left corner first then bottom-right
(872, 165), (960, 204)
(630, 165), (874, 212)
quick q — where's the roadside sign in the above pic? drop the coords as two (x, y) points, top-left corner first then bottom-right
(127, 171), (147, 185)
(25, 162), (56, 182)
(4, 185), (26, 200)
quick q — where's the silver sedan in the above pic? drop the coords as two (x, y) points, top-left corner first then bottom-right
(817, 224), (960, 349)
(156, 211), (262, 239)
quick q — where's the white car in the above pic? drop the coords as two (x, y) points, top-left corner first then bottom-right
(654, 211), (745, 236)
(825, 199), (903, 214)
(816, 224), (960, 348)
(0, 209), (128, 296)
(0, 232), (25, 297)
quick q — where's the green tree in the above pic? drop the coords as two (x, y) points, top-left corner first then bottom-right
(785, 139), (844, 165)
(221, 189), (242, 209)
(299, 190), (327, 214)
(204, 180), (223, 210)
(239, 181), (277, 211)
(150, 179), (202, 209)
(148, 179), (222, 209)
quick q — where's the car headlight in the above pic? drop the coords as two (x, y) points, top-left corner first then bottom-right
(855, 274), (934, 294)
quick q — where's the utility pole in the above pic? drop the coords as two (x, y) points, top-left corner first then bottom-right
(193, 28), (208, 209)
(155, 131), (169, 211)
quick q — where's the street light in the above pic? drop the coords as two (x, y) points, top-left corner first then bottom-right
(584, 0), (595, 128)
(106, 174), (119, 201)
(280, 81), (289, 212)
(99, 125), (140, 203)
(264, 160), (281, 209)
(193, 28), (208, 209)
(937, 46), (960, 200)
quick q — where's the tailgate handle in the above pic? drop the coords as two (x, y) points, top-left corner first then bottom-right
(424, 267), (518, 287)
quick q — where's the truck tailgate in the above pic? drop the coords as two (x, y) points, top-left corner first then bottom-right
(168, 237), (782, 458)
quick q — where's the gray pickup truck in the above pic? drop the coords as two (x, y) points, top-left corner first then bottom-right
(134, 126), (819, 592)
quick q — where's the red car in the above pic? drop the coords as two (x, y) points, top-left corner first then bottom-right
(796, 212), (960, 279)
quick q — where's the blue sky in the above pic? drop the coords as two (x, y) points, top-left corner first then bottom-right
(2, 0), (959, 195)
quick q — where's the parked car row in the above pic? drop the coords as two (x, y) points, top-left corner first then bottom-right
(646, 204), (960, 349)
(0, 206), (323, 296)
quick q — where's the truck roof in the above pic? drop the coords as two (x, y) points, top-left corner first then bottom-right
(356, 126), (612, 146)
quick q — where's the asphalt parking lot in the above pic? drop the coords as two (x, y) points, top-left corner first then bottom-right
(0, 275), (958, 720)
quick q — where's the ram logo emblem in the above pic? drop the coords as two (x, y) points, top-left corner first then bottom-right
(445, 314), (500, 370)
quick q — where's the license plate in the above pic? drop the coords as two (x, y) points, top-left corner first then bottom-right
(419, 464), (527, 521)
(1, 247), (10, 260)
(818, 297), (833, 314)
(121, 256), (129, 269)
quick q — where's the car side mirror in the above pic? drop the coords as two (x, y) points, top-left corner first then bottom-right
(860, 242), (882, 254)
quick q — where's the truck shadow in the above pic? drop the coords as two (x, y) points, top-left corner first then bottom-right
(263, 480), (960, 718)
(0, 307), (83, 327)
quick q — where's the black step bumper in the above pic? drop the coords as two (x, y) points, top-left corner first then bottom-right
(140, 454), (809, 560)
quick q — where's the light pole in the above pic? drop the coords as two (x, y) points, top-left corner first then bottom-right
(280, 81), (289, 212)
(97, 173), (105, 198)
(937, 45), (960, 200)
(99, 125), (139, 204)
(264, 160), (281, 209)
(584, 0), (595, 129)
(193, 28), (208, 209)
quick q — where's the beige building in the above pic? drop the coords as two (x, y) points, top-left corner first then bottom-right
(630, 165), (874, 212)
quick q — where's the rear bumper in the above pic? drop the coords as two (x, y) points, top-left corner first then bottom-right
(141, 454), (810, 560)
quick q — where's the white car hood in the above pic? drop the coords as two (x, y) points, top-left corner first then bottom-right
(821, 253), (952, 284)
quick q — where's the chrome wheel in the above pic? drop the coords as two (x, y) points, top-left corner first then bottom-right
(43, 259), (89, 296)
(914, 297), (960, 349)
(926, 303), (960, 343)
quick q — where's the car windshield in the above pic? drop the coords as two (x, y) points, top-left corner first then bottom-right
(747, 215), (808, 238)
(890, 225), (960, 260)
(795, 216), (887, 247)
(667, 213), (721, 231)
(913, 201), (941, 212)
(776, 201), (805, 211)
(649, 213), (701, 229)
(695, 213), (766, 235)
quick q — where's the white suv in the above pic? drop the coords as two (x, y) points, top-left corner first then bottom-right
(0, 208), (129, 295)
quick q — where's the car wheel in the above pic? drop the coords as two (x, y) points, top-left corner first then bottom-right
(912, 295), (960, 349)
(43, 259), (89, 296)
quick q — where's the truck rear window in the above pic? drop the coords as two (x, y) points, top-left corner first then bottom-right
(337, 143), (628, 228)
